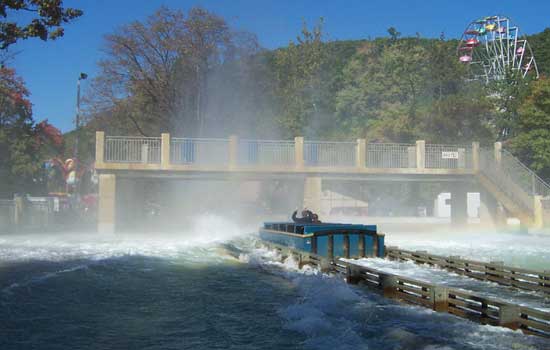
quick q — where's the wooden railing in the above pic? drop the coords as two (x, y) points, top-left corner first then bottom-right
(386, 247), (550, 295)
(262, 241), (550, 338)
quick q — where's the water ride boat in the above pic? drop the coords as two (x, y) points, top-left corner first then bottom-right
(259, 222), (384, 259)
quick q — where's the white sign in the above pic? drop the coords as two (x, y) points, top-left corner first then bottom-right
(441, 151), (459, 159)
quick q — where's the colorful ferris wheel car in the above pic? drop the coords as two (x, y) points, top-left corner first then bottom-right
(457, 15), (539, 82)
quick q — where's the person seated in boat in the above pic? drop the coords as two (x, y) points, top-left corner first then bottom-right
(311, 213), (322, 224)
(292, 209), (313, 223)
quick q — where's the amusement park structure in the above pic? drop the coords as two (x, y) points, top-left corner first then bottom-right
(458, 15), (539, 82)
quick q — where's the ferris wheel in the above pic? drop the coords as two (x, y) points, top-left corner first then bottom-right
(458, 15), (539, 82)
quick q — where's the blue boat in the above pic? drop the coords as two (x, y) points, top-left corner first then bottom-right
(259, 222), (385, 259)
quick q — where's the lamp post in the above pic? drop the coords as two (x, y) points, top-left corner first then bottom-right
(73, 72), (87, 195)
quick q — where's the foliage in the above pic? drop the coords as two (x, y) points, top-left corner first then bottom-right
(87, 7), (260, 137)
(508, 77), (550, 180)
(0, 0), (82, 49)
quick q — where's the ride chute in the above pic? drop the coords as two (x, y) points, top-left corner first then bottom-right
(457, 15), (539, 82)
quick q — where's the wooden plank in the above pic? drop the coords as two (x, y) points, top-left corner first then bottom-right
(519, 318), (550, 333)
(396, 283), (430, 297)
(521, 307), (550, 321)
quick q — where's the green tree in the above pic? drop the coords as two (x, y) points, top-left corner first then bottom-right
(0, 0), (82, 49)
(509, 77), (550, 180)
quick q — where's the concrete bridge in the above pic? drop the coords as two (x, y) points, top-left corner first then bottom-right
(94, 132), (550, 233)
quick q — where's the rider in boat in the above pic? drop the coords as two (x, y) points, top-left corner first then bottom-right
(292, 209), (314, 223)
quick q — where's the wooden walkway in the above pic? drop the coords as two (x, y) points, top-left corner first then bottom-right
(262, 241), (550, 338)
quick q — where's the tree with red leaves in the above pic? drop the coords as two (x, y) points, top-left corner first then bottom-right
(0, 66), (62, 196)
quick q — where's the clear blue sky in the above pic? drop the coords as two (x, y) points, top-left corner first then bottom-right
(10, 0), (550, 132)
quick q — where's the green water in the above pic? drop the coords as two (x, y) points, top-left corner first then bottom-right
(0, 231), (549, 350)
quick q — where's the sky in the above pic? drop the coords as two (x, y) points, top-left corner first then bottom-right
(9, 0), (550, 132)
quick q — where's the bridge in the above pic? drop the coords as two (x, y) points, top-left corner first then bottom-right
(94, 132), (550, 233)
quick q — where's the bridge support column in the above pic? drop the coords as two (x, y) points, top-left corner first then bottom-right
(450, 184), (468, 227)
(303, 176), (322, 214)
(98, 174), (116, 234)
(534, 195), (544, 230)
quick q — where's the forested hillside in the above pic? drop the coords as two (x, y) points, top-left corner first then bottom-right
(76, 8), (550, 180)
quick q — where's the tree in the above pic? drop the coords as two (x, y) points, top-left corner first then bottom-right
(272, 19), (327, 138)
(0, 67), (44, 196)
(87, 7), (259, 137)
(509, 77), (550, 180)
(0, 0), (83, 49)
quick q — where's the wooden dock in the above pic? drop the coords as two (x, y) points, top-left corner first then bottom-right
(386, 246), (550, 295)
(262, 241), (550, 338)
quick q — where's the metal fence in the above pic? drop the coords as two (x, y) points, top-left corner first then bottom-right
(239, 139), (295, 165)
(170, 138), (230, 165)
(501, 150), (550, 198)
(425, 144), (473, 169)
(367, 143), (416, 168)
(304, 141), (356, 167)
(104, 136), (161, 163)
(479, 148), (534, 211)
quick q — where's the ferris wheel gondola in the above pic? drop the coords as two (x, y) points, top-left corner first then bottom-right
(457, 15), (539, 82)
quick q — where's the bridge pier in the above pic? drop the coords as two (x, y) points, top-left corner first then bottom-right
(98, 174), (116, 234)
(450, 184), (468, 227)
(303, 177), (322, 214)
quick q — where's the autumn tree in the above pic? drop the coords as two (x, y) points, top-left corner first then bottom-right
(88, 7), (259, 137)
(0, 0), (82, 49)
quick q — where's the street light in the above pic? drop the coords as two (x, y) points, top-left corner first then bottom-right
(73, 72), (87, 195)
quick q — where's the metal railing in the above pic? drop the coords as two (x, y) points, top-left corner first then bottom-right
(479, 148), (550, 212)
(367, 143), (416, 168)
(238, 139), (295, 165)
(425, 144), (473, 169)
(171, 138), (230, 165)
(304, 141), (356, 167)
(104, 136), (161, 163)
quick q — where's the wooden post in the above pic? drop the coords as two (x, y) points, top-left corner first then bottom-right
(416, 140), (426, 169)
(472, 141), (480, 172)
(95, 131), (105, 166)
(379, 273), (398, 298)
(343, 234), (350, 258)
(498, 305), (520, 330)
(327, 234), (334, 260)
(358, 234), (365, 258)
(431, 286), (449, 312)
(229, 135), (239, 169)
(346, 264), (362, 284)
(295, 136), (304, 169)
(356, 139), (366, 168)
(161, 133), (170, 169)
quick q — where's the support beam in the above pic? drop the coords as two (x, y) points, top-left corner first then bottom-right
(450, 183), (468, 227)
(534, 195), (544, 230)
(472, 142), (480, 172)
(494, 142), (502, 165)
(295, 137), (304, 169)
(356, 139), (366, 168)
(161, 133), (170, 169)
(95, 131), (105, 166)
(98, 174), (116, 234)
(416, 140), (425, 169)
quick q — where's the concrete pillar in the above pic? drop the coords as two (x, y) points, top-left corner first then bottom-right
(161, 133), (171, 169)
(431, 286), (449, 312)
(98, 174), (116, 234)
(13, 195), (23, 230)
(356, 139), (366, 168)
(534, 195), (544, 230)
(303, 176), (322, 214)
(295, 137), (304, 169)
(95, 131), (105, 166)
(450, 183), (468, 227)
(229, 135), (239, 168)
(472, 142), (480, 172)
(494, 142), (502, 164)
(416, 140), (425, 169)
